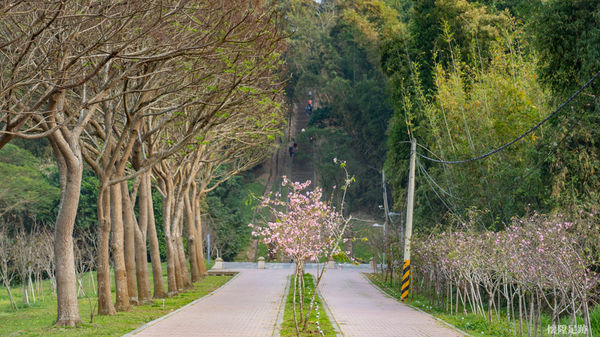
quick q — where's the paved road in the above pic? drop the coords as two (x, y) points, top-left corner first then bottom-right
(319, 269), (465, 337)
(129, 264), (464, 337)
(131, 269), (290, 337)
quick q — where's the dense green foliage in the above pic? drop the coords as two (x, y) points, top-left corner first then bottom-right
(528, 0), (600, 211)
(0, 139), (102, 233)
(205, 173), (265, 261)
(0, 144), (59, 227)
(281, 0), (399, 211)
(383, 0), (600, 229)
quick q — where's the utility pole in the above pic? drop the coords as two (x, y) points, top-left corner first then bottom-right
(401, 138), (416, 301)
(382, 169), (390, 277)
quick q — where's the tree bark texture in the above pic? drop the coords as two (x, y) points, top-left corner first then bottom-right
(51, 136), (83, 326)
(121, 181), (139, 305)
(160, 176), (180, 296)
(184, 191), (201, 282)
(96, 185), (116, 315)
(175, 230), (192, 289)
(110, 182), (130, 311)
(134, 173), (152, 303)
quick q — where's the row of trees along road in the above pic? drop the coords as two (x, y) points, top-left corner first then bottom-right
(0, 1), (286, 326)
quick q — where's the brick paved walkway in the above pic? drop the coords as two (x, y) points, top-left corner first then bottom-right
(319, 269), (465, 337)
(131, 269), (290, 337)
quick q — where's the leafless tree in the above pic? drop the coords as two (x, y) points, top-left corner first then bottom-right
(1, 0), (286, 324)
(74, 229), (96, 297)
(37, 228), (56, 297)
(0, 1), (185, 324)
(0, 229), (16, 309)
(11, 230), (35, 305)
(30, 228), (49, 301)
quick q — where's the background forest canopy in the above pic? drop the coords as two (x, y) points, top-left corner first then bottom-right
(2, 0), (597, 265)
(280, 0), (600, 231)
(382, 0), (600, 230)
(280, 1), (600, 333)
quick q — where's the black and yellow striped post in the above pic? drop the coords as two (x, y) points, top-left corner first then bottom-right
(401, 138), (416, 302)
(401, 260), (410, 301)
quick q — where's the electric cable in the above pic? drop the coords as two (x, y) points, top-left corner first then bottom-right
(417, 160), (464, 201)
(505, 116), (581, 193)
(417, 162), (459, 217)
(418, 69), (600, 164)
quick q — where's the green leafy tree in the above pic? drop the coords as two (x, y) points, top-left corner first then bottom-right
(383, 0), (554, 228)
(282, 0), (400, 211)
(0, 144), (59, 225)
(205, 174), (263, 261)
(528, 0), (600, 211)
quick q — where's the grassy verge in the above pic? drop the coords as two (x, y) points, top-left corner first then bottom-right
(280, 273), (337, 337)
(0, 261), (230, 337)
(365, 273), (600, 337)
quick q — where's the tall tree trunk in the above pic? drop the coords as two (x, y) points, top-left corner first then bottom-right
(110, 182), (130, 311)
(184, 192), (201, 282)
(51, 135), (83, 326)
(147, 187), (166, 298)
(194, 196), (207, 276)
(160, 177), (180, 296)
(173, 193), (191, 289)
(134, 173), (152, 303)
(121, 181), (138, 305)
(96, 184), (116, 315)
(173, 235), (184, 292)
(164, 234), (178, 296)
(175, 230), (192, 289)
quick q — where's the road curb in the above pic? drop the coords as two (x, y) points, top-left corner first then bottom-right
(272, 273), (292, 337)
(316, 286), (344, 336)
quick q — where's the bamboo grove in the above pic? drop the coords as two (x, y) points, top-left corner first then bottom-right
(0, 1), (286, 326)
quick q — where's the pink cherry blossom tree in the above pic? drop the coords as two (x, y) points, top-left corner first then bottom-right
(250, 159), (354, 335)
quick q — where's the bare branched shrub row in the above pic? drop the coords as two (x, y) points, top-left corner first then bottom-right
(411, 213), (600, 337)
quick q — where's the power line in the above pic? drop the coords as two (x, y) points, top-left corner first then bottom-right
(418, 69), (600, 165)
(417, 162), (459, 217)
(416, 142), (444, 162)
(504, 117), (580, 193)
(417, 160), (463, 201)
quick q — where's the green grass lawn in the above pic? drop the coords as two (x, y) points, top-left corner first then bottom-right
(365, 273), (600, 337)
(0, 261), (230, 337)
(279, 273), (337, 337)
